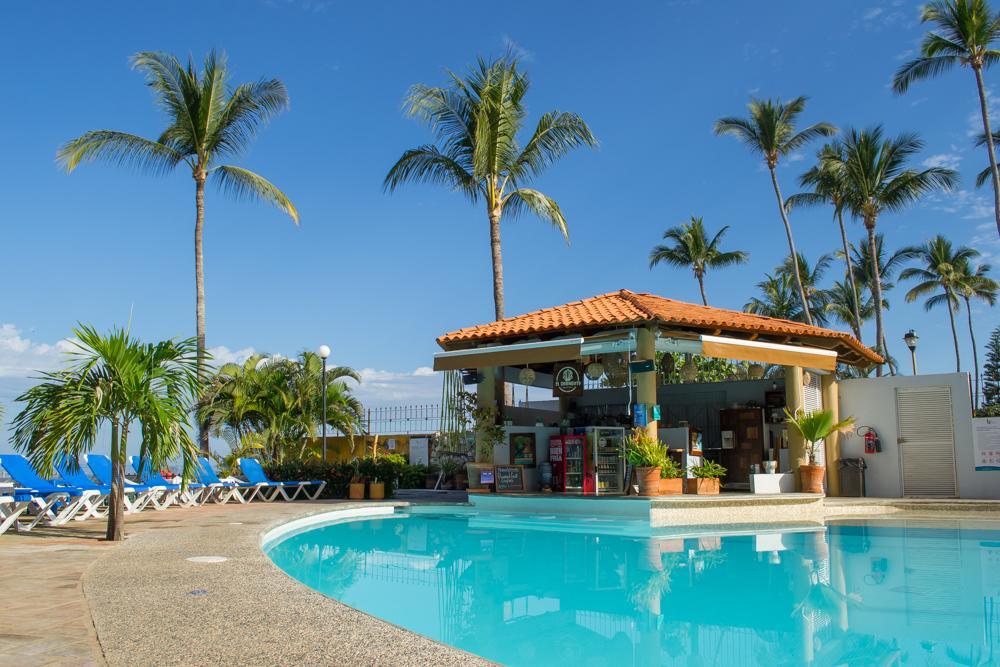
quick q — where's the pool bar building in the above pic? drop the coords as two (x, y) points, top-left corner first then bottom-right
(432, 289), (994, 499)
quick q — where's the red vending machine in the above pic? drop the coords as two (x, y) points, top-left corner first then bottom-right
(549, 435), (590, 494)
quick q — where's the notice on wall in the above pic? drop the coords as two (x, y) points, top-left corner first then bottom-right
(495, 465), (525, 492)
(974, 419), (1000, 471)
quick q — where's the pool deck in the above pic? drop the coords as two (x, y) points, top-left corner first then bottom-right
(3, 495), (1000, 666)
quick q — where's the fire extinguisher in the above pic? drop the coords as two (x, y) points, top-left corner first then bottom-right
(861, 427), (881, 454)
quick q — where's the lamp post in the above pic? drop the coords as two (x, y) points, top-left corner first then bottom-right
(903, 330), (918, 375)
(317, 344), (331, 462)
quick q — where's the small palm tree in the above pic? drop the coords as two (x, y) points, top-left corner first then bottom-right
(777, 252), (833, 326)
(648, 217), (748, 305)
(955, 261), (998, 407)
(787, 142), (864, 336)
(714, 97), (837, 325)
(385, 55), (597, 321)
(894, 0), (1000, 239)
(784, 408), (855, 465)
(831, 127), (958, 374)
(744, 272), (805, 322)
(11, 325), (201, 541)
(57, 51), (298, 452)
(901, 236), (980, 371)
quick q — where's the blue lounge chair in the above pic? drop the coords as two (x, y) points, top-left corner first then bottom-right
(195, 457), (267, 503)
(0, 454), (103, 530)
(238, 458), (326, 501)
(85, 454), (168, 511)
(130, 456), (209, 507)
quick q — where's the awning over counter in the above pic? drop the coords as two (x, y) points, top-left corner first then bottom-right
(433, 337), (584, 371)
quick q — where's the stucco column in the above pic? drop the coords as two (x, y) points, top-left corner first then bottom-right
(637, 328), (658, 439)
(821, 374), (841, 497)
(784, 365), (806, 486)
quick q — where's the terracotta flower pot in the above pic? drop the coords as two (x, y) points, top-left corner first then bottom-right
(348, 482), (365, 500)
(368, 481), (385, 500)
(636, 467), (661, 496)
(686, 478), (720, 495)
(658, 477), (683, 496)
(799, 464), (826, 494)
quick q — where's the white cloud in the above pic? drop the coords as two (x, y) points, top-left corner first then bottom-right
(0, 325), (77, 378)
(921, 152), (962, 170)
(927, 189), (993, 219)
(413, 366), (435, 377)
(970, 221), (1000, 264)
(206, 345), (255, 367)
(354, 367), (441, 404)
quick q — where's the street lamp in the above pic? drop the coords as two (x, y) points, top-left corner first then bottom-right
(317, 344), (331, 462)
(903, 330), (919, 375)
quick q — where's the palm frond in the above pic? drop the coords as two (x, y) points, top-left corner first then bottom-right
(502, 188), (569, 239)
(211, 165), (299, 223)
(57, 131), (185, 174)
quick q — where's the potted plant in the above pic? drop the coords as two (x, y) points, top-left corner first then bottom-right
(784, 408), (855, 494)
(686, 461), (726, 494)
(424, 463), (440, 489)
(368, 477), (385, 500)
(348, 460), (365, 500)
(624, 427), (667, 497)
(658, 456), (684, 496)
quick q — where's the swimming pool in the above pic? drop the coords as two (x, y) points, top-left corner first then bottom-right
(264, 507), (1000, 666)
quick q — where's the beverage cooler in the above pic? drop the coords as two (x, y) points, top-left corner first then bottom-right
(586, 426), (625, 495)
(549, 435), (589, 493)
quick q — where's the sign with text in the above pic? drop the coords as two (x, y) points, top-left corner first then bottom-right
(494, 464), (525, 492)
(552, 362), (584, 397)
(628, 359), (655, 374)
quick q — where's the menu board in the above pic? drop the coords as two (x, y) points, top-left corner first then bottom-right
(495, 465), (525, 492)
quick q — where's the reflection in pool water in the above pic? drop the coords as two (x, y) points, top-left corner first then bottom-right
(264, 510), (1000, 666)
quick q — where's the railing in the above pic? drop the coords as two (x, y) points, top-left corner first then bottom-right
(365, 404), (441, 435)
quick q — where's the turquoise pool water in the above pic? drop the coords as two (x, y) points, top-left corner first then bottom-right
(265, 509), (1000, 666)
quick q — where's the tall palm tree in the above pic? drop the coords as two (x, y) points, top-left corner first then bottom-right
(901, 236), (979, 371)
(955, 261), (998, 406)
(744, 272), (805, 322)
(826, 279), (876, 340)
(714, 97), (837, 324)
(893, 0), (1000, 238)
(777, 252), (834, 326)
(385, 55), (597, 321)
(787, 142), (863, 335)
(11, 325), (201, 541)
(648, 216), (748, 305)
(831, 127), (958, 374)
(57, 51), (298, 452)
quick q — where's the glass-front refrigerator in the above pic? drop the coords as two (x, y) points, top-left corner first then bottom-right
(549, 435), (586, 493)
(586, 427), (625, 495)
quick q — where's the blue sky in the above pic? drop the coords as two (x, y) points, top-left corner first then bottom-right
(1, 0), (998, 447)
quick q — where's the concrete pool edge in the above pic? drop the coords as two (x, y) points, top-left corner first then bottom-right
(82, 500), (494, 667)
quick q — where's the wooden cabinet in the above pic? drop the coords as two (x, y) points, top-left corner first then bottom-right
(719, 408), (765, 485)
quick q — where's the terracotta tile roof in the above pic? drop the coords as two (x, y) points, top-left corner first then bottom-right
(437, 289), (882, 365)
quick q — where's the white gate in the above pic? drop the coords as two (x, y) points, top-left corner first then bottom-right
(896, 386), (957, 497)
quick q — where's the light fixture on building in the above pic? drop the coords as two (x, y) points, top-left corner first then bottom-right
(682, 358), (697, 382)
(518, 367), (536, 385)
(903, 329), (919, 375)
(317, 345), (331, 463)
(748, 363), (765, 380)
(585, 361), (605, 381)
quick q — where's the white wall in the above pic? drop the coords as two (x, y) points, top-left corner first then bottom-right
(498, 426), (560, 491)
(838, 373), (990, 498)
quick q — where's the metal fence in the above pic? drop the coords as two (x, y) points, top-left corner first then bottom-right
(365, 404), (441, 435)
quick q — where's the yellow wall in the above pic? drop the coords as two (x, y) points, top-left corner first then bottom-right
(303, 434), (416, 462)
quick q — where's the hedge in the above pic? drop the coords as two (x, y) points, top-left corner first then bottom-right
(263, 455), (429, 499)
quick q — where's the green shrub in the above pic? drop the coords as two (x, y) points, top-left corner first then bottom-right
(263, 460), (354, 499)
(398, 464), (431, 489)
(659, 457), (684, 479)
(624, 427), (667, 469)
(689, 460), (727, 479)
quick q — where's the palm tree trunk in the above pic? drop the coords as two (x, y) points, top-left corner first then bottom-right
(195, 174), (209, 454)
(836, 209), (863, 337)
(974, 65), (1000, 239)
(489, 209), (505, 321)
(768, 166), (813, 325)
(880, 332), (897, 376)
(964, 295), (980, 408)
(105, 417), (124, 542)
(696, 272), (708, 306)
(866, 223), (885, 376)
(945, 288), (961, 372)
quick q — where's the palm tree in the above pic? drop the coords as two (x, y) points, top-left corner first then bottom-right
(744, 272), (805, 322)
(831, 127), (958, 374)
(826, 280), (875, 340)
(901, 236), (979, 371)
(714, 97), (837, 324)
(648, 217), (748, 305)
(200, 351), (363, 463)
(787, 142), (863, 336)
(777, 252), (833, 326)
(385, 55), (597, 321)
(57, 51), (298, 452)
(955, 261), (999, 406)
(894, 0), (1000, 238)
(11, 325), (201, 541)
